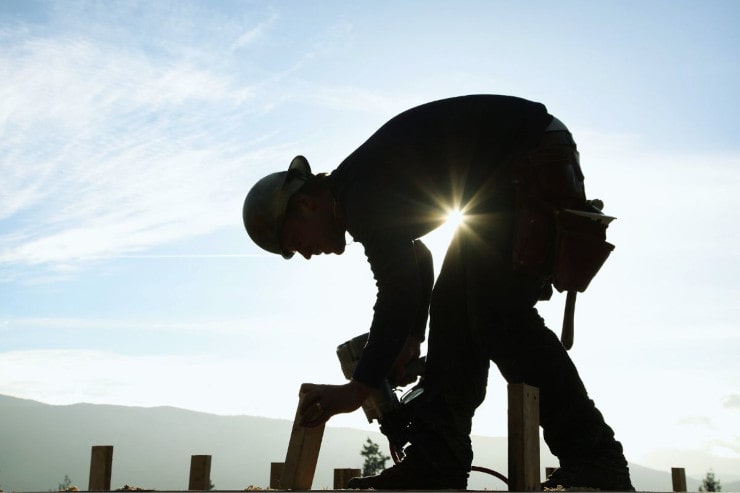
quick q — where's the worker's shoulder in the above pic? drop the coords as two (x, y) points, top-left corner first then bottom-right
(410, 94), (544, 111)
(387, 94), (547, 126)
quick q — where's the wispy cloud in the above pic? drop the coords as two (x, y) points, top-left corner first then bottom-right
(0, 6), (386, 279)
(0, 30), (283, 272)
(0, 18), (419, 278)
(308, 86), (420, 118)
(678, 416), (715, 428)
(0, 315), (277, 335)
(231, 13), (279, 51)
(724, 394), (740, 411)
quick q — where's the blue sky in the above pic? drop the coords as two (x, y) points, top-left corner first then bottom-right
(1, 0), (739, 481)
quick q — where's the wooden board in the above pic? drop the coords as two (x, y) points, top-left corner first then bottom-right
(279, 384), (326, 489)
(507, 383), (540, 492)
(88, 445), (114, 490)
(270, 462), (284, 489)
(333, 468), (361, 489)
(671, 467), (687, 492)
(188, 455), (212, 490)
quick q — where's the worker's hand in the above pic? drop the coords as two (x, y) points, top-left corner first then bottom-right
(299, 380), (371, 428)
(391, 334), (422, 387)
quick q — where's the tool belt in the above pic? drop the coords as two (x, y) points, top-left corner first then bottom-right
(511, 140), (615, 294)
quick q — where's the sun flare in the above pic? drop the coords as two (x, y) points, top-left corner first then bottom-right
(445, 208), (465, 229)
(421, 208), (467, 277)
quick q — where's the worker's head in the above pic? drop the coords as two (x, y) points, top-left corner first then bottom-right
(243, 155), (346, 259)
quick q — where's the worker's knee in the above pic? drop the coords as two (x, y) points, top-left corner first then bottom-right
(473, 308), (545, 344)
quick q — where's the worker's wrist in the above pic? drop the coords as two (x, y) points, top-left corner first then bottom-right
(348, 378), (373, 400)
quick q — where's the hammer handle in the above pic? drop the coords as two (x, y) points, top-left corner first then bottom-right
(561, 291), (576, 350)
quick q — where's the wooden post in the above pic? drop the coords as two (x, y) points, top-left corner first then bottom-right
(270, 462), (284, 489)
(508, 383), (540, 491)
(672, 467), (687, 492)
(280, 383), (326, 489)
(334, 468), (361, 489)
(88, 445), (114, 491)
(188, 455), (212, 490)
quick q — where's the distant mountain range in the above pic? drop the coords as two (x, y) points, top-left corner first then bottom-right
(0, 394), (734, 492)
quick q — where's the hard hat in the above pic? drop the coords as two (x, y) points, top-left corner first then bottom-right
(243, 155), (312, 259)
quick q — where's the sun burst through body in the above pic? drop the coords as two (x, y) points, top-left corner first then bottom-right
(445, 208), (465, 229)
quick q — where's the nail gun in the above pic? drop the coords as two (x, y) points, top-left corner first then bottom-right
(336, 332), (509, 485)
(336, 332), (425, 462)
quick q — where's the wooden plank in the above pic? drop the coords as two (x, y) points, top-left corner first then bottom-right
(672, 467), (687, 492)
(88, 445), (114, 491)
(280, 383), (326, 489)
(334, 468), (361, 489)
(269, 462), (284, 489)
(188, 455), (212, 490)
(507, 383), (540, 491)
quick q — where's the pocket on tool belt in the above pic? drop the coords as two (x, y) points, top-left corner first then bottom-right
(551, 210), (615, 293)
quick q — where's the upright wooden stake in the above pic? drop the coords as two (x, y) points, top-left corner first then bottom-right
(88, 445), (114, 491)
(280, 383), (326, 489)
(270, 462), (284, 489)
(508, 383), (540, 491)
(334, 468), (361, 489)
(672, 467), (687, 492)
(188, 455), (212, 490)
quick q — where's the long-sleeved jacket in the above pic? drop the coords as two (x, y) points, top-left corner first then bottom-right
(328, 95), (553, 387)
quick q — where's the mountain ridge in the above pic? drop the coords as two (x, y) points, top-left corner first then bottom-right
(0, 394), (728, 492)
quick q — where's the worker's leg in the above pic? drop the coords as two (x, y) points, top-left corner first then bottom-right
(462, 223), (633, 490)
(411, 231), (492, 471)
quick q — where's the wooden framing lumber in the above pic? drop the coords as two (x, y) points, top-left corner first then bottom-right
(280, 383), (326, 489)
(672, 467), (687, 492)
(270, 462), (284, 489)
(333, 468), (361, 489)
(507, 383), (540, 491)
(188, 455), (212, 490)
(88, 445), (114, 491)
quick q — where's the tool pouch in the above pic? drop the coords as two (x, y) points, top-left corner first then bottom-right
(511, 145), (615, 293)
(551, 209), (614, 292)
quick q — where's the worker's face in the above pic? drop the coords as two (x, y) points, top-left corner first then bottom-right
(280, 192), (346, 260)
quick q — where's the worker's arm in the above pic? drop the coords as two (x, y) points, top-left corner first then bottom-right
(299, 238), (431, 426)
(352, 234), (426, 388)
(299, 379), (372, 427)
